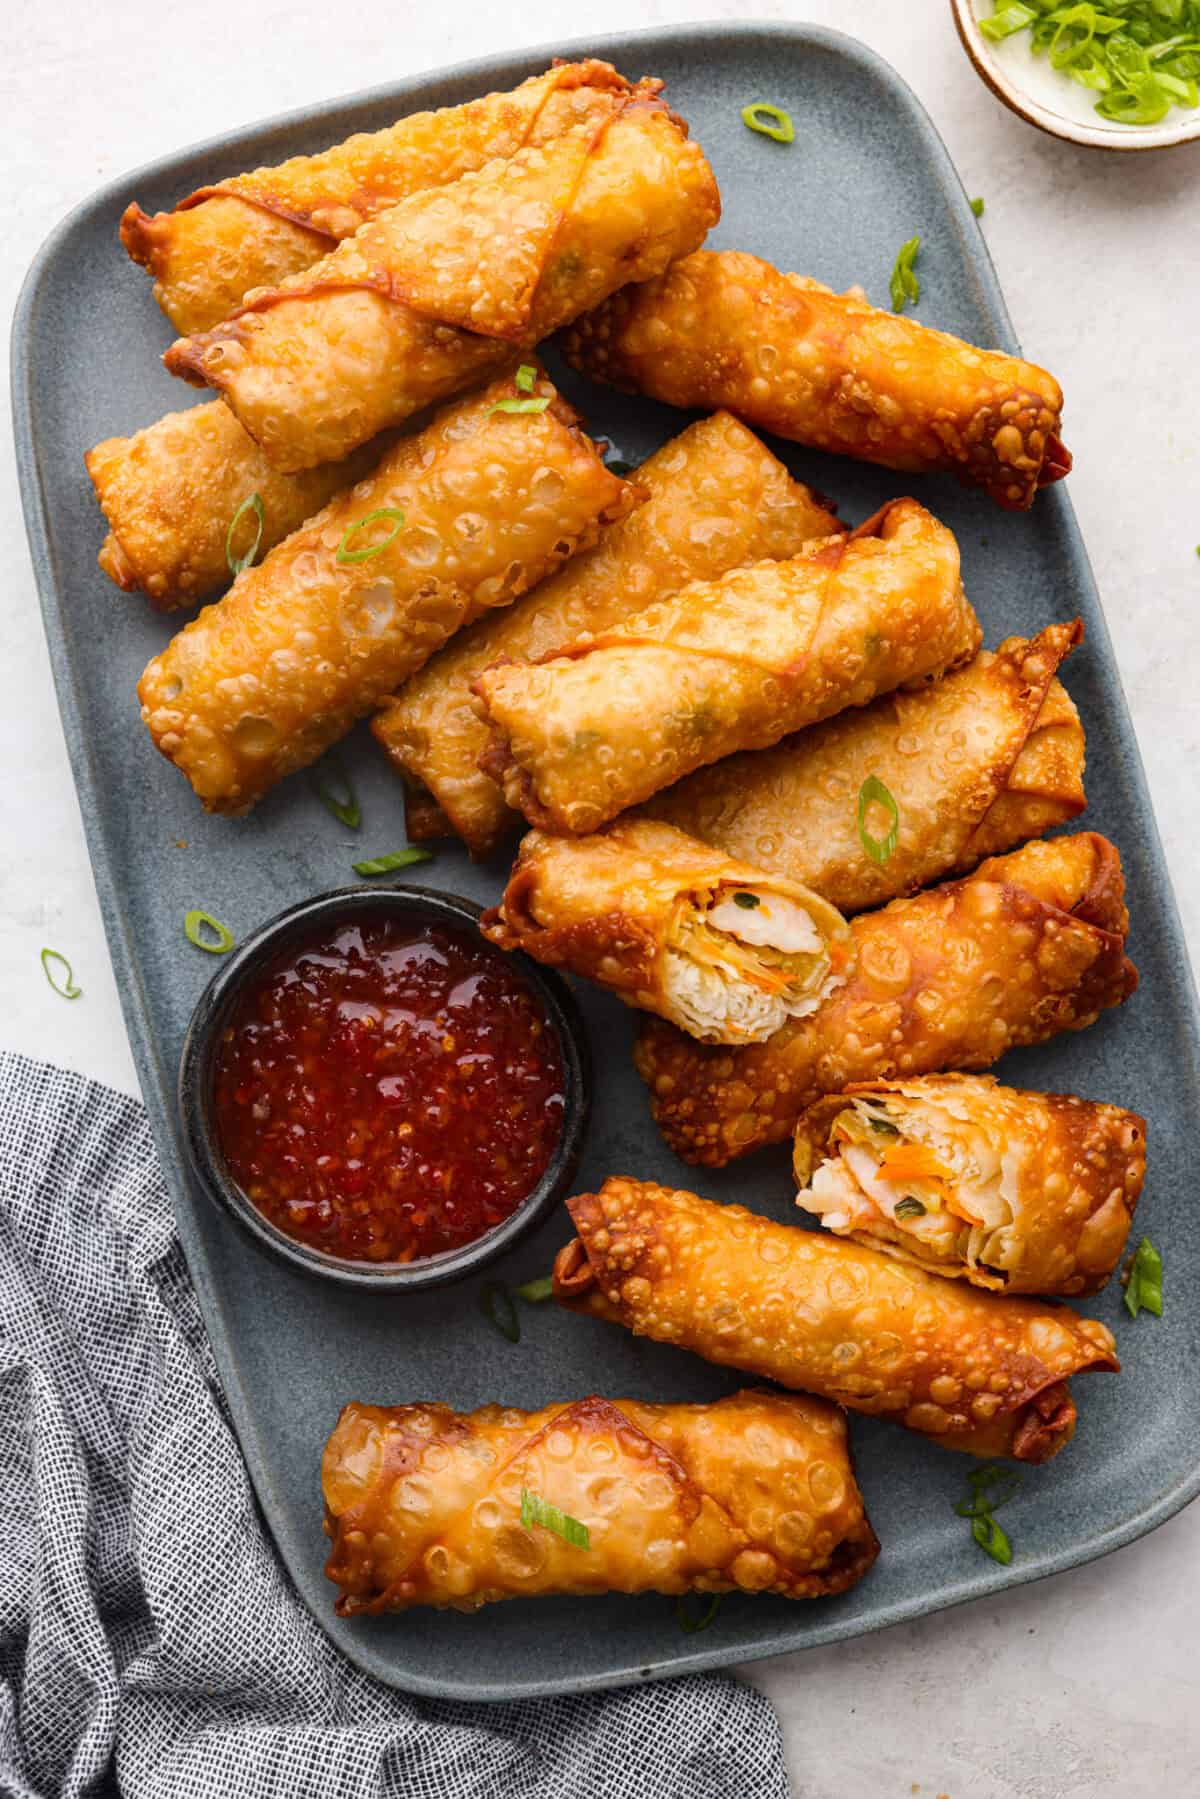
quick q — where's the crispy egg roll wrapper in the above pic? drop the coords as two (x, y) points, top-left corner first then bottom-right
(164, 99), (720, 472)
(371, 412), (840, 855)
(322, 1389), (878, 1614)
(138, 372), (638, 813)
(794, 1074), (1145, 1297)
(643, 622), (1086, 913)
(86, 401), (386, 612)
(122, 62), (646, 335)
(482, 819), (852, 1045)
(561, 249), (1070, 510)
(634, 834), (1138, 1166)
(474, 497), (982, 835)
(554, 1180), (1118, 1462)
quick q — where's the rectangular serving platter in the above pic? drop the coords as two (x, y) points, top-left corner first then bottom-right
(13, 21), (1200, 1701)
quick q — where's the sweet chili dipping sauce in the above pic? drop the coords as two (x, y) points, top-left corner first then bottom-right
(212, 914), (565, 1263)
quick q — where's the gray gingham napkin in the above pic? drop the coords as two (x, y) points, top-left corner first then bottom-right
(0, 1051), (790, 1799)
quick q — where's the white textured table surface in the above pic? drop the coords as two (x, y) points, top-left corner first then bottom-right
(3, 4), (1198, 1793)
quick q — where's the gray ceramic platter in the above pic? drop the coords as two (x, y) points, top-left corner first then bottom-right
(12, 20), (1200, 1702)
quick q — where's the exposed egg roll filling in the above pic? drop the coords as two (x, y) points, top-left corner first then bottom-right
(481, 819), (851, 1045)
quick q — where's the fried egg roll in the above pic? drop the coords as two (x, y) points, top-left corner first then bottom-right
(86, 401), (386, 612)
(794, 1075), (1145, 1297)
(474, 498), (981, 835)
(371, 412), (840, 856)
(322, 1389), (879, 1614)
(482, 820), (852, 1045)
(139, 370), (638, 813)
(635, 834), (1137, 1166)
(553, 1181), (1118, 1462)
(122, 61), (646, 334)
(561, 249), (1070, 510)
(643, 622), (1086, 913)
(164, 98), (720, 472)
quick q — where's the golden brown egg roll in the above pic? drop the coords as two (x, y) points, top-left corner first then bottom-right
(473, 497), (982, 835)
(121, 61), (646, 334)
(482, 819), (852, 1045)
(322, 1389), (879, 1614)
(642, 622), (1086, 914)
(138, 369), (639, 813)
(371, 412), (840, 856)
(86, 401), (387, 612)
(553, 1180), (1119, 1462)
(634, 833), (1138, 1167)
(164, 98), (720, 472)
(561, 249), (1071, 510)
(793, 1075), (1145, 1297)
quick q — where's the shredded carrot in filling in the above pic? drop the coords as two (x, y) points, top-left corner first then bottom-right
(875, 1143), (952, 1187)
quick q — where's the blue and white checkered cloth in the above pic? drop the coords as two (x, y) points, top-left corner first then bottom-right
(0, 1051), (790, 1798)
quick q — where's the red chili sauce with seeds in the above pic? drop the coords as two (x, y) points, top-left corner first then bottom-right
(213, 915), (565, 1263)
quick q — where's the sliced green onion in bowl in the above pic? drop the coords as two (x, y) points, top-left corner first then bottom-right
(520, 1488), (590, 1549)
(184, 909), (235, 954)
(41, 947), (82, 999)
(741, 101), (795, 142)
(335, 508), (405, 566)
(857, 775), (900, 865)
(352, 847), (434, 878)
(225, 492), (265, 577)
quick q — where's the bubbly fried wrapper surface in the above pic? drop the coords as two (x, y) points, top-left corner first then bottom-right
(553, 1179), (1118, 1462)
(322, 1389), (879, 1612)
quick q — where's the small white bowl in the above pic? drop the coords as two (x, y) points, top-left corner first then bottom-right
(951, 0), (1200, 151)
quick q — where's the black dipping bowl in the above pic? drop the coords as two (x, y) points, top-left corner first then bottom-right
(179, 884), (590, 1290)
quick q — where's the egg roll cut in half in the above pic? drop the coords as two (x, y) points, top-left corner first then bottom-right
(561, 249), (1071, 511)
(483, 820), (852, 1045)
(635, 833), (1138, 1167)
(372, 412), (840, 856)
(139, 370), (639, 813)
(164, 98), (720, 472)
(122, 61), (647, 334)
(473, 497), (982, 835)
(553, 1180), (1119, 1463)
(86, 401), (388, 612)
(322, 1390), (879, 1615)
(643, 621), (1086, 914)
(794, 1076), (1145, 1297)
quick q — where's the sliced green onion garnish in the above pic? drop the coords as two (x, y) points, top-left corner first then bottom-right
(1123, 1236), (1163, 1318)
(857, 775), (900, 865)
(225, 492), (265, 577)
(733, 891), (760, 909)
(894, 1197), (926, 1220)
(515, 363), (537, 392)
(308, 755), (360, 830)
(480, 1280), (520, 1344)
(40, 947), (81, 1000)
(514, 1275), (554, 1303)
(520, 1488), (590, 1549)
(351, 847), (434, 878)
(979, 2), (1036, 41)
(675, 1593), (723, 1634)
(741, 101), (795, 143)
(184, 909), (234, 954)
(889, 236), (921, 312)
(488, 395), (552, 416)
(335, 508), (405, 565)
(970, 196), (985, 216)
(971, 1512), (1013, 1565)
(978, 2), (1200, 123)
(956, 1464), (1022, 1517)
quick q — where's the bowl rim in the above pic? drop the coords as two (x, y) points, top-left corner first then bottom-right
(178, 882), (590, 1290)
(950, 0), (1200, 152)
